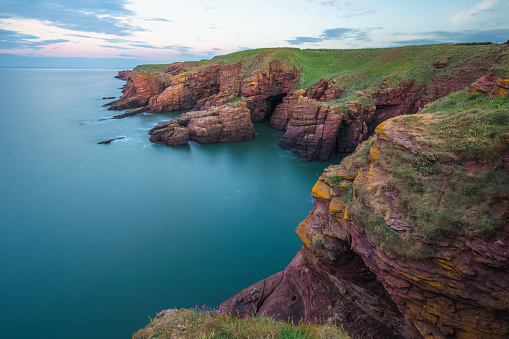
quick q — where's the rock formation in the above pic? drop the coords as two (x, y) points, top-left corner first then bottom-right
(269, 90), (343, 161)
(148, 102), (254, 146)
(109, 45), (509, 160)
(468, 75), (509, 98)
(130, 45), (509, 339)
(108, 72), (165, 110)
(115, 70), (132, 81)
(220, 93), (509, 338)
(109, 61), (299, 123)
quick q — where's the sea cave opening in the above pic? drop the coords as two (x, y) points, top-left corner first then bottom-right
(263, 93), (287, 122)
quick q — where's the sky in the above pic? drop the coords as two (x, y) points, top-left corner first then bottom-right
(0, 0), (508, 68)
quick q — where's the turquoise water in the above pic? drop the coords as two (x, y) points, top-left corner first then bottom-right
(0, 69), (336, 339)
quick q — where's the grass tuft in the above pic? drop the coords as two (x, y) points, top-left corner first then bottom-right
(133, 309), (350, 339)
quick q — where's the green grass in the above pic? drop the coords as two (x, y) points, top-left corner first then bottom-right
(133, 64), (172, 72)
(133, 309), (350, 339)
(324, 87), (509, 259)
(131, 44), (509, 107)
(368, 90), (509, 243)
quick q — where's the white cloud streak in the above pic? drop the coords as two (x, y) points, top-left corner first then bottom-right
(451, 0), (497, 23)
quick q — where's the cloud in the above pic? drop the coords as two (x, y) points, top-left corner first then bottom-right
(145, 17), (172, 22)
(286, 27), (375, 45)
(1, 0), (139, 36)
(165, 45), (191, 53)
(37, 39), (70, 45)
(392, 28), (509, 46)
(451, 0), (497, 23)
(286, 36), (322, 45)
(129, 43), (159, 49)
(118, 53), (146, 58)
(126, 44), (191, 52)
(0, 28), (69, 49)
(322, 28), (371, 42)
(99, 45), (131, 49)
(315, 0), (377, 17)
(0, 28), (38, 41)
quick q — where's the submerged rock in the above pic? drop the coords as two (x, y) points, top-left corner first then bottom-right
(97, 137), (125, 144)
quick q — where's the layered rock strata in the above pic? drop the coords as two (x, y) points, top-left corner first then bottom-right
(115, 70), (132, 81)
(221, 112), (509, 339)
(468, 75), (509, 98)
(108, 72), (165, 110)
(109, 61), (299, 122)
(148, 102), (254, 146)
(269, 90), (343, 161)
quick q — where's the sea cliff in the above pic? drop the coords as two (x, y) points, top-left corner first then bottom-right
(127, 44), (509, 338)
(110, 44), (508, 161)
(219, 89), (509, 338)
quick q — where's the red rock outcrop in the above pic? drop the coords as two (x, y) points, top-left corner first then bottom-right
(148, 102), (254, 146)
(305, 77), (341, 102)
(273, 71), (504, 161)
(148, 64), (223, 112)
(270, 90), (343, 161)
(111, 61), (299, 123)
(112, 47), (507, 159)
(468, 75), (509, 97)
(115, 70), (132, 81)
(108, 72), (165, 110)
(241, 61), (300, 122)
(220, 247), (414, 339)
(268, 80), (424, 161)
(222, 112), (509, 339)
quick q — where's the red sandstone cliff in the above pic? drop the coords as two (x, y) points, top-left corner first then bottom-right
(110, 44), (507, 160)
(109, 61), (299, 122)
(220, 94), (509, 338)
(148, 102), (254, 146)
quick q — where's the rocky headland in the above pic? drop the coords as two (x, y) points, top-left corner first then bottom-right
(125, 44), (509, 339)
(218, 89), (509, 338)
(111, 44), (508, 160)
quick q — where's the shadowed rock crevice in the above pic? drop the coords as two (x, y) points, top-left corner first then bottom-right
(263, 93), (287, 122)
(220, 244), (412, 339)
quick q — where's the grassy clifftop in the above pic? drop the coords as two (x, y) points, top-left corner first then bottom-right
(133, 308), (349, 339)
(327, 89), (509, 258)
(133, 44), (509, 105)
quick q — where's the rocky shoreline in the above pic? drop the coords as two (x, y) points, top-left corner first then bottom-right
(115, 46), (509, 339)
(109, 46), (508, 161)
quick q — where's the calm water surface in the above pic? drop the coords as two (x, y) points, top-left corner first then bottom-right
(0, 69), (337, 338)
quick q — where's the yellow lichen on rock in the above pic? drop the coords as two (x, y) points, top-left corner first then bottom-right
(498, 78), (509, 97)
(329, 197), (344, 213)
(375, 121), (388, 136)
(369, 142), (380, 161)
(311, 180), (331, 200)
(295, 216), (312, 248)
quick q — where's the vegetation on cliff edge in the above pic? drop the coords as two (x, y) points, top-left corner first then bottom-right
(133, 308), (349, 339)
(132, 44), (508, 106)
(336, 89), (509, 258)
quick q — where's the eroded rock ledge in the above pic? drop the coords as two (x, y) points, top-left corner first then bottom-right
(220, 99), (509, 338)
(148, 102), (254, 146)
(109, 44), (509, 160)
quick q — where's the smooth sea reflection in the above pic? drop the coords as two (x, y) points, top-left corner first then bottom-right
(0, 69), (338, 339)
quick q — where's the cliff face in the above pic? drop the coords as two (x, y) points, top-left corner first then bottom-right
(109, 61), (299, 122)
(220, 90), (509, 338)
(110, 45), (509, 161)
(148, 102), (254, 146)
(129, 46), (509, 339)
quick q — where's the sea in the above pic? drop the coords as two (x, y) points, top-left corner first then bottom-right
(0, 69), (336, 338)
